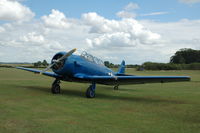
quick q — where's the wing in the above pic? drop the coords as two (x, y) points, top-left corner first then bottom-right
(74, 73), (190, 85)
(16, 67), (62, 79)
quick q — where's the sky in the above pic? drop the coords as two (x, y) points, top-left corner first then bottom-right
(0, 0), (200, 64)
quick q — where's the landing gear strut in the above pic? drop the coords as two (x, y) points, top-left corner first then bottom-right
(114, 85), (119, 90)
(51, 79), (61, 94)
(86, 82), (96, 98)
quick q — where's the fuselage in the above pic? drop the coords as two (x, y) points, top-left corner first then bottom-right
(52, 52), (114, 79)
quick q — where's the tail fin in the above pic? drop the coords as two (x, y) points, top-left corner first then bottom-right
(117, 60), (125, 74)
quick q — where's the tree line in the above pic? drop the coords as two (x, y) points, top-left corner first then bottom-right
(138, 48), (200, 70)
(103, 48), (200, 70)
(33, 60), (49, 67)
(31, 48), (200, 70)
(170, 48), (200, 64)
(139, 62), (200, 70)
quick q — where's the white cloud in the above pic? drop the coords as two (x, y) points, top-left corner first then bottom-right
(87, 32), (136, 48)
(82, 12), (116, 33)
(82, 13), (200, 63)
(0, 10), (90, 62)
(0, 0), (35, 21)
(141, 12), (169, 16)
(0, 7), (199, 64)
(116, 11), (136, 18)
(179, 0), (200, 4)
(41, 9), (71, 29)
(9, 0), (26, 1)
(116, 2), (139, 18)
(20, 32), (45, 44)
(140, 19), (200, 58)
(0, 27), (5, 32)
(83, 12), (161, 48)
(124, 2), (139, 11)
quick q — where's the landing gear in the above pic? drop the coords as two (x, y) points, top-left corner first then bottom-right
(51, 79), (61, 94)
(114, 85), (119, 90)
(86, 82), (96, 98)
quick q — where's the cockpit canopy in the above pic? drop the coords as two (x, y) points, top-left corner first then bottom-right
(81, 51), (104, 66)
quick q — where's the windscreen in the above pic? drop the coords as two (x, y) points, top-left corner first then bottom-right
(81, 51), (104, 66)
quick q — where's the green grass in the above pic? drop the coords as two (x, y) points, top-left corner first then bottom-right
(0, 68), (200, 133)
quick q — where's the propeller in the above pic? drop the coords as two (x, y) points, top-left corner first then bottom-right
(40, 48), (77, 74)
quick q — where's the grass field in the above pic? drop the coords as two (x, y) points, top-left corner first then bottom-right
(0, 68), (200, 133)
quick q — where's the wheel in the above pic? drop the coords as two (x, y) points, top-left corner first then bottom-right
(86, 86), (95, 98)
(114, 85), (119, 90)
(51, 84), (60, 94)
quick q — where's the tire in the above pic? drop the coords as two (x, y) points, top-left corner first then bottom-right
(86, 86), (95, 98)
(114, 85), (119, 90)
(51, 84), (61, 94)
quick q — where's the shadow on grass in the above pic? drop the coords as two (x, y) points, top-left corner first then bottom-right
(15, 85), (185, 104)
(191, 81), (200, 83)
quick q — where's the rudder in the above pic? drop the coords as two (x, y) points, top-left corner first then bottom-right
(117, 60), (125, 74)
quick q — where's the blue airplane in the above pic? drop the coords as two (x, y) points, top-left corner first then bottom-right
(16, 48), (190, 98)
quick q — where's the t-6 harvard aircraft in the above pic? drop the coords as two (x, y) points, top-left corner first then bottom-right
(17, 48), (190, 98)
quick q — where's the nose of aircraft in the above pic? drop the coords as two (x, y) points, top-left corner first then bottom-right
(40, 48), (77, 74)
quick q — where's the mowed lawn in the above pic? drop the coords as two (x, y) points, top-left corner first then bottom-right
(0, 68), (200, 133)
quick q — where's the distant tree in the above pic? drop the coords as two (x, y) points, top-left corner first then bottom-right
(170, 48), (200, 64)
(126, 64), (139, 68)
(104, 61), (118, 68)
(37, 61), (42, 66)
(42, 60), (48, 66)
(109, 62), (115, 68)
(104, 61), (110, 67)
(33, 61), (43, 67)
(33, 62), (39, 67)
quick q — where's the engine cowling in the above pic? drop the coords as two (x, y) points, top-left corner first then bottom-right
(40, 48), (77, 75)
(51, 52), (67, 74)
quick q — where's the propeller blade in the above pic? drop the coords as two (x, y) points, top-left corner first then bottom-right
(40, 63), (55, 74)
(57, 48), (77, 61)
